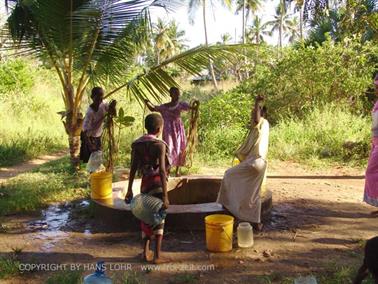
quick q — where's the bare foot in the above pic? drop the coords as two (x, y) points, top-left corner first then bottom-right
(153, 257), (171, 264)
(142, 250), (154, 262)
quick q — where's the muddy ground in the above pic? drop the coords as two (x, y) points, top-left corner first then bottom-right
(1, 161), (377, 283)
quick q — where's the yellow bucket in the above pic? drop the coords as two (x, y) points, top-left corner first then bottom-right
(90, 171), (113, 200)
(205, 214), (234, 252)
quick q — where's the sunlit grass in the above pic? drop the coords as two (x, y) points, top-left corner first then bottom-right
(0, 157), (89, 216)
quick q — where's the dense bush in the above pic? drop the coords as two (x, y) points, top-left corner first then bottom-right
(0, 59), (35, 95)
(241, 38), (378, 123)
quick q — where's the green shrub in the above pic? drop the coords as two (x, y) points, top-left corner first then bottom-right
(242, 38), (378, 123)
(269, 105), (370, 167)
(0, 255), (20, 279)
(0, 59), (34, 95)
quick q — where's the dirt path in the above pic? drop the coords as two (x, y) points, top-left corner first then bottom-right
(0, 161), (376, 284)
(0, 151), (67, 184)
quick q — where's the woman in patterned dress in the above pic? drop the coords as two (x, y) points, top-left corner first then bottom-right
(144, 87), (196, 176)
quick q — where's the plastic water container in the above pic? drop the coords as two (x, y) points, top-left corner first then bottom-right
(237, 222), (254, 248)
(130, 194), (167, 226)
(83, 261), (112, 284)
(87, 151), (104, 173)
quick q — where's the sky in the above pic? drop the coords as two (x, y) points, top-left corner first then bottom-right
(151, 0), (293, 47)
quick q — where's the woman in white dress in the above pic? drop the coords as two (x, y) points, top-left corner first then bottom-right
(217, 95), (269, 228)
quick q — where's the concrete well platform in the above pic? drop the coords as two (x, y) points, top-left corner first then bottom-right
(93, 175), (272, 231)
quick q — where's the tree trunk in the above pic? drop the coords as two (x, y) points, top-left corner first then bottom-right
(279, 16), (283, 48)
(242, 0), (246, 44)
(62, 85), (83, 170)
(202, 0), (218, 90)
(299, 4), (304, 40)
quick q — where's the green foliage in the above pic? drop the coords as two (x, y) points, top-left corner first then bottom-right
(200, 91), (371, 166)
(198, 89), (252, 159)
(0, 60), (67, 166)
(45, 270), (82, 284)
(244, 39), (377, 123)
(0, 255), (20, 279)
(270, 105), (370, 166)
(0, 157), (89, 216)
(0, 59), (34, 95)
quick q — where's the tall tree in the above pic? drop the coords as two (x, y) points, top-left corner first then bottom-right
(287, 16), (301, 42)
(235, 0), (261, 43)
(247, 15), (270, 43)
(188, 0), (232, 89)
(153, 19), (186, 64)
(4, 0), (238, 168)
(267, 2), (292, 47)
(218, 33), (233, 44)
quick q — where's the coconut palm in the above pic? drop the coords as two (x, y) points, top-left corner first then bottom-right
(188, 0), (232, 89)
(266, 2), (293, 47)
(4, 0), (240, 168)
(153, 19), (186, 64)
(247, 16), (270, 44)
(287, 16), (301, 42)
(218, 33), (233, 44)
(235, 0), (261, 43)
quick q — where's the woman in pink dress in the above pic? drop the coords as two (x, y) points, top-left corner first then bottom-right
(364, 74), (378, 216)
(144, 87), (196, 176)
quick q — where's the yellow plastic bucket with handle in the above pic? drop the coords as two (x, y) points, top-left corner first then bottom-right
(205, 214), (234, 252)
(90, 171), (112, 200)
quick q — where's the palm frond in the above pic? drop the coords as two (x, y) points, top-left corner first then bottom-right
(106, 44), (250, 101)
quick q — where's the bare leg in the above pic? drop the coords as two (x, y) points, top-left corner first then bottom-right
(175, 166), (180, 177)
(142, 237), (153, 262)
(353, 262), (368, 284)
(153, 234), (170, 264)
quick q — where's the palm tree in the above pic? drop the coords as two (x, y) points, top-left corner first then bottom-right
(220, 33), (232, 44)
(153, 19), (186, 64)
(188, 0), (232, 89)
(247, 16), (270, 44)
(4, 0), (240, 168)
(235, 0), (261, 43)
(267, 2), (292, 48)
(291, 0), (305, 40)
(287, 16), (301, 42)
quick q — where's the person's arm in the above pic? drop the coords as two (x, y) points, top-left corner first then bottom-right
(144, 99), (157, 112)
(157, 143), (169, 209)
(253, 95), (264, 125)
(125, 147), (138, 203)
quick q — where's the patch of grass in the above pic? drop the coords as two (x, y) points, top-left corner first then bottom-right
(118, 271), (145, 284)
(0, 255), (20, 279)
(0, 157), (89, 216)
(45, 270), (82, 284)
(269, 105), (370, 168)
(171, 273), (198, 284)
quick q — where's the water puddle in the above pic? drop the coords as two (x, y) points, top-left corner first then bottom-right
(27, 200), (93, 251)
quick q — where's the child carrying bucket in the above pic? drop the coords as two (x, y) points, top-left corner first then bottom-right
(125, 113), (171, 264)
